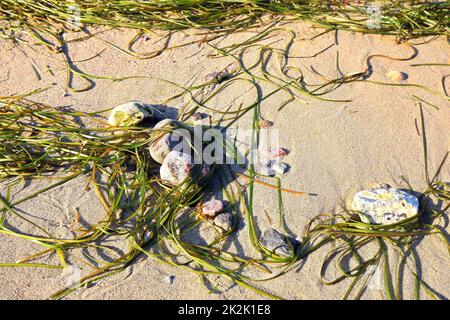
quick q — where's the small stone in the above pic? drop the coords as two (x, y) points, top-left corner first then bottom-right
(193, 112), (212, 127)
(266, 148), (289, 160)
(259, 158), (272, 167)
(200, 163), (211, 179)
(202, 198), (224, 218)
(165, 275), (175, 284)
(149, 135), (173, 164)
(149, 119), (177, 164)
(191, 163), (212, 185)
(387, 70), (407, 82)
(213, 212), (233, 232)
(259, 228), (292, 257)
(258, 119), (274, 128)
(160, 151), (193, 186)
(272, 161), (289, 174)
(258, 165), (275, 176)
(351, 186), (419, 225)
(108, 101), (152, 126)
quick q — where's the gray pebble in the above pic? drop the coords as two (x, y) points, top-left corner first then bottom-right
(259, 228), (292, 257)
(213, 212), (233, 232)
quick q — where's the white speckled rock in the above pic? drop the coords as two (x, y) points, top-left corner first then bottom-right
(351, 186), (419, 225)
(202, 198), (224, 218)
(149, 119), (177, 163)
(108, 101), (152, 126)
(259, 228), (292, 257)
(214, 212), (233, 232)
(160, 151), (193, 186)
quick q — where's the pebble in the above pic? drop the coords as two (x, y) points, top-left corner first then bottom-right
(259, 228), (292, 257)
(271, 161), (289, 174)
(351, 185), (419, 225)
(258, 119), (274, 129)
(193, 112), (212, 127)
(202, 198), (224, 219)
(258, 165), (275, 177)
(149, 119), (177, 164)
(108, 101), (152, 127)
(258, 159), (289, 176)
(160, 151), (193, 186)
(165, 275), (175, 284)
(213, 212), (234, 232)
(387, 70), (407, 82)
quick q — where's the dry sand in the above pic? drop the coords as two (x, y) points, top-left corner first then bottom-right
(0, 21), (449, 300)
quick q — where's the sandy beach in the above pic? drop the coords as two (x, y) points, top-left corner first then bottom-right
(0, 21), (449, 300)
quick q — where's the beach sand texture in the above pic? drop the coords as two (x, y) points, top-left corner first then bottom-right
(0, 22), (449, 300)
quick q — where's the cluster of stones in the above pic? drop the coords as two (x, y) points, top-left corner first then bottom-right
(108, 103), (419, 246)
(109, 103), (231, 232)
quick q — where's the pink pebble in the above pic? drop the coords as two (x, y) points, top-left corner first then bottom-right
(266, 148), (289, 160)
(202, 198), (224, 218)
